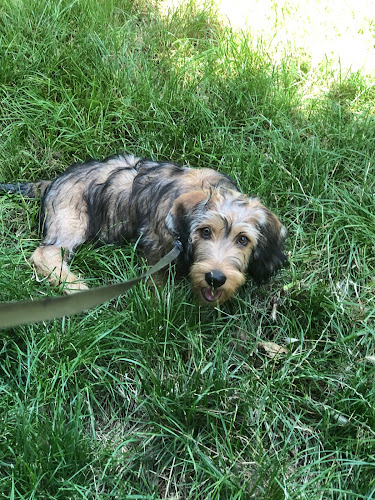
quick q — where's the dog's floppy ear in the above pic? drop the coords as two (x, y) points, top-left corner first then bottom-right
(166, 190), (207, 267)
(247, 208), (288, 283)
(167, 191), (207, 236)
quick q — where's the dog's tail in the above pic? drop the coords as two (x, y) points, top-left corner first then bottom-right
(0, 180), (51, 198)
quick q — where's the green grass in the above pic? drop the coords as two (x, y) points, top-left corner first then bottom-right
(1, 0), (374, 498)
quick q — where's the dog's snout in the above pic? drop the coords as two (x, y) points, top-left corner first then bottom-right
(205, 270), (227, 288)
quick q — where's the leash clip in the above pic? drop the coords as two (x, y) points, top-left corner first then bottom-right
(174, 239), (183, 253)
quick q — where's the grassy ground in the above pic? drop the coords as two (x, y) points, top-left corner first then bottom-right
(0, 0), (374, 498)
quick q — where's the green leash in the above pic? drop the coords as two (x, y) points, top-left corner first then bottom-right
(0, 241), (182, 329)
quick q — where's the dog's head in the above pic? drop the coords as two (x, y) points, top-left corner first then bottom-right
(166, 188), (287, 306)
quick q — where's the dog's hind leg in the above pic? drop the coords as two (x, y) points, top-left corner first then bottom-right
(31, 177), (93, 293)
(30, 245), (89, 293)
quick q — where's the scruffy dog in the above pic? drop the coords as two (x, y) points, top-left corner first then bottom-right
(1, 154), (287, 305)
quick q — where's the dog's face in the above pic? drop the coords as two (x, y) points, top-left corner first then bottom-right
(168, 188), (288, 306)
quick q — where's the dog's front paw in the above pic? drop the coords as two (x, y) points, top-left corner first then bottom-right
(63, 280), (89, 294)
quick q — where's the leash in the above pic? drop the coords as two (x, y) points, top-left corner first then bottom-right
(0, 241), (182, 330)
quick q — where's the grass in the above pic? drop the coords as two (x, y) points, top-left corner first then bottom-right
(0, 0), (374, 498)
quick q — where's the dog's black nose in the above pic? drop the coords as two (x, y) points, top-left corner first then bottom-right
(205, 270), (227, 288)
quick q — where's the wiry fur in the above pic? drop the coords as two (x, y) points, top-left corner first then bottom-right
(0, 154), (288, 305)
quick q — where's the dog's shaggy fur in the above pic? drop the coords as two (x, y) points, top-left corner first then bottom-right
(1, 154), (288, 305)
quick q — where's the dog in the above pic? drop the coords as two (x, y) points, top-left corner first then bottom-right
(0, 154), (288, 305)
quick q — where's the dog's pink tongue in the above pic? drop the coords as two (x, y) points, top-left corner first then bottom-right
(202, 288), (222, 302)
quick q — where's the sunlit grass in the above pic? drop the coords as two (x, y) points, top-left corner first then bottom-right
(214, 0), (375, 72)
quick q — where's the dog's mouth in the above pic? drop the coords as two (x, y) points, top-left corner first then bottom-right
(201, 287), (223, 303)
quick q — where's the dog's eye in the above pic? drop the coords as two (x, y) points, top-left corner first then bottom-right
(200, 227), (212, 239)
(237, 235), (249, 246)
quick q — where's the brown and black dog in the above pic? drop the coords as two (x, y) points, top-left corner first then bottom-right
(1, 154), (287, 305)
